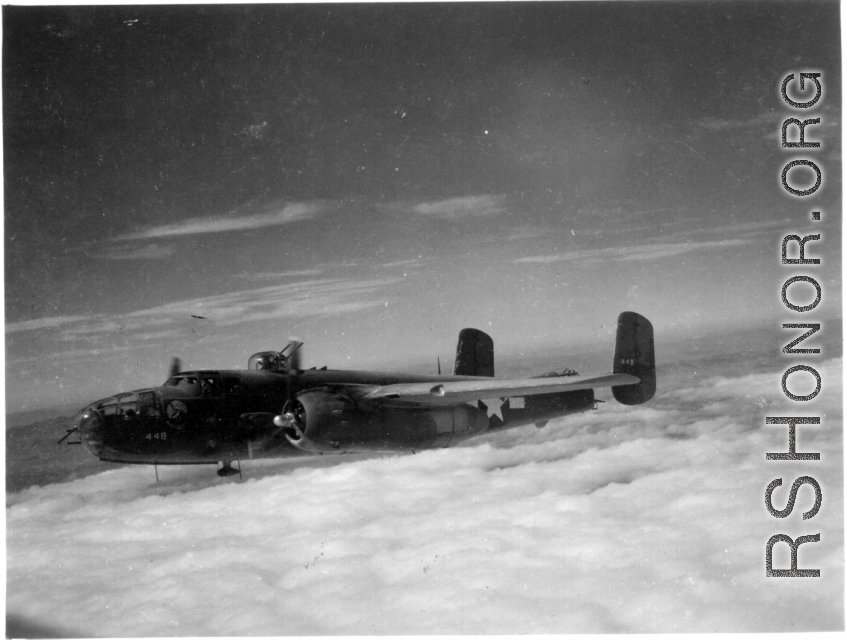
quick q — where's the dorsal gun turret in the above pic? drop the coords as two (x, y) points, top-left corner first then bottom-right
(248, 340), (303, 372)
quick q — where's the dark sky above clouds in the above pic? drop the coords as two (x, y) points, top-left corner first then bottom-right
(4, 1), (842, 412)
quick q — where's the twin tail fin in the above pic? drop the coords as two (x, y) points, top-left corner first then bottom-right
(612, 311), (656, 405)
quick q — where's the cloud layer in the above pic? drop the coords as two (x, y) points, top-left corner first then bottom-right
(117, 201), (322, 241)
(7, 278), (399, 340)
(7, 355), (842, 635)
(394, 194), (507, 220)
(514, 238), (749, 264)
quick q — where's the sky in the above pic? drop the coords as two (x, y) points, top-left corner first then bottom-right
(6, 348), (843, 635)
(4, 1), (841, 413)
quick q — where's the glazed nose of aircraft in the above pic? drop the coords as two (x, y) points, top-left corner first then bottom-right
(74, 407), (105, 456)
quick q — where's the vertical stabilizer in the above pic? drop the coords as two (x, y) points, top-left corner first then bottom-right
(612, 312), (656, 405)
(454, 328), (494, 377)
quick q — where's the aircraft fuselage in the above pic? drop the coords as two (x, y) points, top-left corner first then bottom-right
(70, 312), (654, 472)
(74, 368), (595, 465)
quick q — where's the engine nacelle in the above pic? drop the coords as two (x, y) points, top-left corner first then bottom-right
(283, 389), (489, 453)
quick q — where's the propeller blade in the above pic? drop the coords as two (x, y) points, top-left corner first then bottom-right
(286, 370), (296, 411)
(282, 339), (303, 372)
(57, 427), (78, 445)
(168, 357), (182, 378)
(279, 339), (303, 420)
(289, 347), (302, 373)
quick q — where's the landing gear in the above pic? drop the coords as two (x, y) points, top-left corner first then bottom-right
(217, 460), (242, 478)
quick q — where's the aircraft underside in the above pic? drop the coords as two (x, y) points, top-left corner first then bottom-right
(94, 388), (596, 465)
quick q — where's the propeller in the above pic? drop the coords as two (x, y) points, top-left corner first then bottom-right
(276, 339), (305, 437)
(282, 339), (303, 373)
(168, 357), (182, 379)
(57, 427), (80, 445)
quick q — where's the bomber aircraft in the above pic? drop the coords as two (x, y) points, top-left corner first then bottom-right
(63, 312), (655, 477)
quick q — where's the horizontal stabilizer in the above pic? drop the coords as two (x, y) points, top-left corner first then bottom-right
(360, 372), (639, 405)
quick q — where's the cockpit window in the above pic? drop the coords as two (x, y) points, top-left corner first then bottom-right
(222, 377), (243, 396)
(97, 393), (140, 420)
(163, 374), (222, 397)
(138, 391), (160, 419)
(199, 377), (220, 397)
(98, 397), (118, 416)
(117, 393), (139, 418)
(164, 375), (199, 387)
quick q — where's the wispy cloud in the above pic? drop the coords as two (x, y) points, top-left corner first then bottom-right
(409, 194), (507, 220)
(514, 238), (749, 265)
(561, 215), (793, 244)
(6, 343), (156, 367)
(576, 206), (679, 218)
(696, 109), (839, 145)
(234, 268), (326, 281)
(117, 201), (323, 240)
(60, 278), (400, 338)
(8, 278), (400, 338)
(695, 111), (781, 132)
(98, 243), (177, 260)
(6, 315), (94, 334)
(505, 225), (562, 242)
(514, 215), (795, 265)
(648, 217), (794, 244)
(378, 258), (426, 269)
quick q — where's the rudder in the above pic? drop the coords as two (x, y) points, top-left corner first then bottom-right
(454, 328), (494, 377)
(612, 312), (655, 405)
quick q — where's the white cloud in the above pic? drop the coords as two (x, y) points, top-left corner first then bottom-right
(6, 356), (842, 635)
(410, 194), (507, 220)
(515, 238), (749, 264)
(378, 258), (425, 269)
(117, 201), (322, 240)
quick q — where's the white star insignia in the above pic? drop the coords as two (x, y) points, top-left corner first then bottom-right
(479, 398), (505, 421)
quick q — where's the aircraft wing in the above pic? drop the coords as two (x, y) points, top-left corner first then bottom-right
(358, 372), (640, 405)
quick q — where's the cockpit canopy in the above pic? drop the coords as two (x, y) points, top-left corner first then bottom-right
(93, 390), (160, 419)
